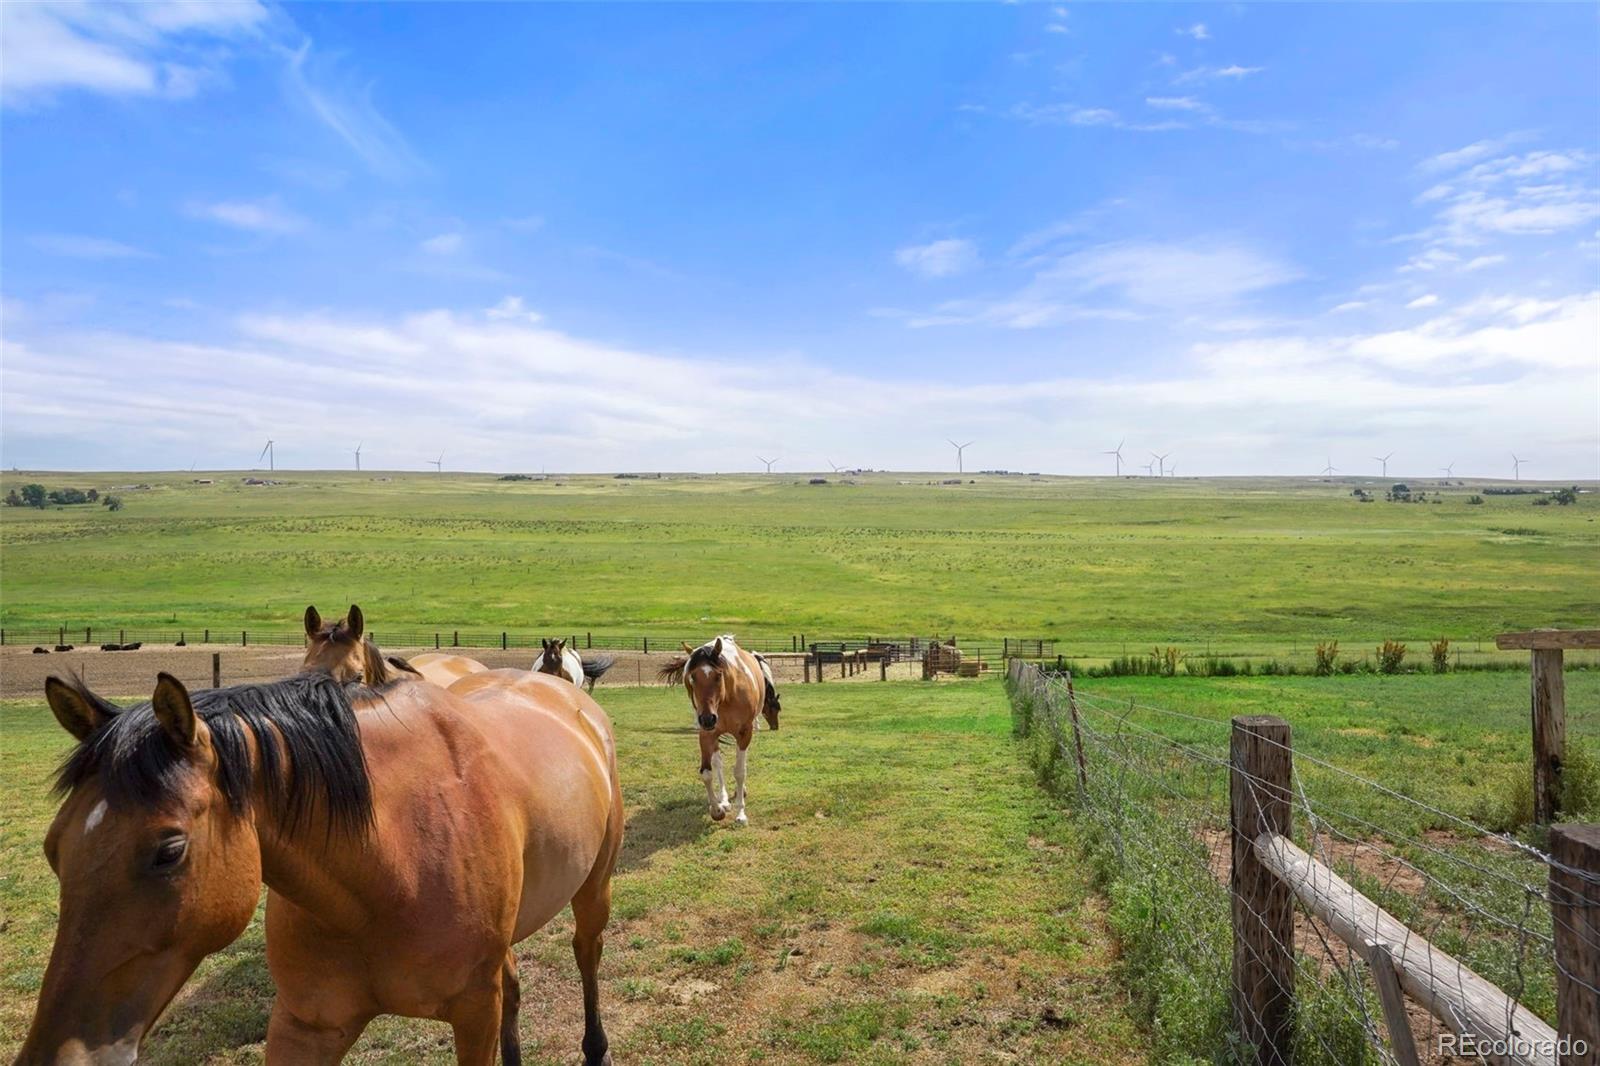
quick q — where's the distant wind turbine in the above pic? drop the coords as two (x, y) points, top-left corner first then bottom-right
(756, 455), (778, 474)
(1141, 460), (1155, 476)
(1439, 462), (1454, 478)
(1167, 463), (1177, 477)
(428, 452), (443, 473)
(826, 459), (842, 473)
(1103, 438), (1125, 477)
(1152, 451), (1170, 477)
(1373, 452), (1393, 478)
(1320, 458), (1337, 476)
(258, 439), (275, 471)
(354, 442), (363, 471)
(947, 439), (974, 474)
(1511, 453), (1528, 480)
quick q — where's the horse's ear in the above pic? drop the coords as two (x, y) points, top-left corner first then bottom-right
(542, 638), (552, 653)
(304, 605), (322, 637)
(346, 604), (364, 641)
(681, 642), (694, 653)
(45, 677), (111, 740)
(555, 638), (565, 652)
(711, 637), (723, 659)
(151, 673), (198, 749)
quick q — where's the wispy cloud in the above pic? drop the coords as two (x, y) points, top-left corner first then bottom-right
(1146, 96), (1207, 112)
(1174, 64), (1263, 85)
(1406, 293), (1440, 309)
(1409, 144), (1600, 252)
(0, 1), (267, 106)
(1177, 23), (1210, 41)
(420, 232), (464, 255)
(894, 238), (979, 278)
(187, 198), (307, 234)
(283, 40), (423, 181)
(29, 234), (153, 259)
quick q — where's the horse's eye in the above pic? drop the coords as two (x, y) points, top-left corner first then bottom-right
(151, 835), (188, 871)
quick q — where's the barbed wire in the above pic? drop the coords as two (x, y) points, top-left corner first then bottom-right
(1006, 659), (1571, 1065)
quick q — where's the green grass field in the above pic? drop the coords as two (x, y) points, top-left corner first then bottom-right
(2, 471), (1595, 652)
(0, 680), (1145, 1065)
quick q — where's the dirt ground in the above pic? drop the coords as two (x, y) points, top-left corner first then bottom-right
(0, 645), (925, 699)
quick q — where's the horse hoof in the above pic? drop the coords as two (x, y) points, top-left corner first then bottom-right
(735, 812), (748, 826)
(710, 807), (726, 821)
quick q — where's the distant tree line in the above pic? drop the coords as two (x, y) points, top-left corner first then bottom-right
(5, 484), (121, 510)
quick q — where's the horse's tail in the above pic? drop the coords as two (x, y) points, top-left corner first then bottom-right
(753, 653), (781, 718)
(582, 655), (615, 682)
(657, 656), (688, 685)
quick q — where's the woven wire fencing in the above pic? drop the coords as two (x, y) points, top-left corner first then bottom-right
(1005, 659), (1590, 1065)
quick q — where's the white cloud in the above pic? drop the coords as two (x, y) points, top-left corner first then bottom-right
(284, 40), (423, 181)
(29, 234), (152, 259)
(1177, 23), (1210, 40)
(1409, 145), (1600, 250)
(1406, 294), (1440, 309)
(1, 1), (267, 105)
(1462, 255), (1505, 271)
(1330, 301), (1368, 313)
(1215, 65), (1261, 78)
(1174, 64), (1263, 85)
(6, 292), (1592, 476)
(889, 239), (1300, 329)
(1146, 96), (1206, 112)
(187, 198), (306, 234)
(503, 215), (546, 233)
(894, 238), (979, 278)
(485, 296), (542, 323)
(420, 232), (465, 256)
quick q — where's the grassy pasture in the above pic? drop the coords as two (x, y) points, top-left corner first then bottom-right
(0, 679), (1145, 1065)
(2, 471), (1595, 651)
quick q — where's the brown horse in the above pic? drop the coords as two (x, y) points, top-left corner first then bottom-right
(659, 635), (780, 825)
(407, 650), (492, 688)
(21, 666), (622, 1065)
(301, 604), (418, 685)
(533, 638), (614, 692)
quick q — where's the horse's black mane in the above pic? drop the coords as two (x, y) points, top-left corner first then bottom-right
(54, 672), (374, 837)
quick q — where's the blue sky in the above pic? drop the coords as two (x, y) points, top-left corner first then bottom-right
(3, 2), (1597, 476)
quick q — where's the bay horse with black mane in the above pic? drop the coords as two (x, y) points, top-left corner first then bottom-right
(659, 635), (781, 825)
(301, 603), (420, 685)
(20, 660), (623, 1064)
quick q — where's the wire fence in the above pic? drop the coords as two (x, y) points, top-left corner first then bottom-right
(1006, 659), (1597, 1065)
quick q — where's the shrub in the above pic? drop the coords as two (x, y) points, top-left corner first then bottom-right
(1532, 497), (1551, 506)
(1430, 638), (1450, 674)
(3, 490), (19, 507)
(1377, 640), (1406, 674)
(1154, 646), (1183, 677)
(1468, 495), (1484, 505)
(1553, 486), (1578, 505)
(86, 488), (98, 502)
(103, 495), (124, 512)
(47, 488), (89, 505)
(1313, 641), (1339, 677)
(20, 483), (46, 508)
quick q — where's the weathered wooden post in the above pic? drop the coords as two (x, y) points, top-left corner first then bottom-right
(812, 644), (823, 684)
(1497, 629), (1598, 823)
(242, 630), (248, 646)
(880, 656), (888, 681)
(435, 632), (441, 649)
(85, 626), (91, 643)
(453, 630), (459, 647)
(1365, 942), (1420, 1066)
(204, 628), (209, 643)
(1230, 715), (1294, 1065)
(643, 636), (649, 654)
(502, 631), (508, 650)
(587, 632), (592, 649)
(1550, 824), (1600, 1063)
(1064, 673), (1088, 803)
(212, 652), (221, 688)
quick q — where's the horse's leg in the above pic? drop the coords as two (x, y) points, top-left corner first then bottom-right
(571, 870), (614, 1065)
(733, 725), (753, 825)
(445, 969), (504, 1066)
(499, 949), (522, 1066)
(699, 730), (725, 821)
(265, 1003), (370, 1065)
(712, 747), (731, 815)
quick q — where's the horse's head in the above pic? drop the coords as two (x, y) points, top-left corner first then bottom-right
(535, 638), (567, 677)
(683, 638), (725, 731)
(302, 604), (375, 683)
(20, 674), (263, 1065)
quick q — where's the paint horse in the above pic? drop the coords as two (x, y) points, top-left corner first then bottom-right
(659, 636), (781, 825)
(534, 638), (615, 692)
(22, 664), (623, 1065)
(302, 603), (420, 685)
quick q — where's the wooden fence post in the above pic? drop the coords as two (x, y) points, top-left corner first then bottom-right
(453, 630), (459, 648)
(1365, 941), (1421, 1066)
(812, 645), (823, 684)
(435, 632), (441, 649)
(212, 652), (221, 689)
(242, 630), (247, 646)
(204, 628), (209, 643)
(1064, 673), (1088, 803)
(85, 626), (91, 643)
(587, 631), (592, 649)
(1532, 648), (1567, 824)
(1550, 824), (1600, 1062)
(502, 631), (508, 650)
(880, 656), (888, 681)
(1230, 715), (1294, 1066)
(643, 636), (649, 654)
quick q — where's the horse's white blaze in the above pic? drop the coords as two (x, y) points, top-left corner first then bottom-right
(82, 799), (108, 836)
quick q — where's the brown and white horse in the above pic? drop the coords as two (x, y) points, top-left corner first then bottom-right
(407, 650), (491, 688)
(533, 638), (614, 692)
(659, 635), (780, 825)
(21, 665), (622, 1065)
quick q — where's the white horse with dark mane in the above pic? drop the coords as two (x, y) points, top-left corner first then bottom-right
(534, 637), (614, 692)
